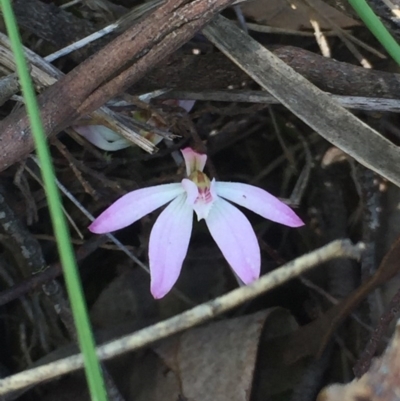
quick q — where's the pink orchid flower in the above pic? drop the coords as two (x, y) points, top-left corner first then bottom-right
(89, 148), (304, 299)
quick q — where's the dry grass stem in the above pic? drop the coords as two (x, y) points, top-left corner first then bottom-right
(162, 90), (400, 112)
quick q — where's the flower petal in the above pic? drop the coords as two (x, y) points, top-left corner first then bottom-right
(206, 197), (260, 284)
(215, 182), (304, 227)
(181, 178), (198, 205)
(89, 183), (184, 234)
(74, 125), (131, 151)
(149, 194), (193, 298)
(177, 100), (196, 113)
(181, 147), (207, 176)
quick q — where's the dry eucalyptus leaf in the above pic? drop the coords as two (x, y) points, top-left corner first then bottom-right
(90, 270), (157, 329)
(251, 309), (308, 401)
(153, 308), (297, 401)
(241, 0), (358, 30)
(114, 351), (181, 401)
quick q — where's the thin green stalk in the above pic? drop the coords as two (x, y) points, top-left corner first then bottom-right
(0, 2), (107, 400)
(348, 0), (400, 66)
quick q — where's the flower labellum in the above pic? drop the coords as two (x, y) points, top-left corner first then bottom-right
(89, 148), (304, 299)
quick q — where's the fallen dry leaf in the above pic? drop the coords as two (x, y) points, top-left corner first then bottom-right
(154, 308), (297, 401)
(90, 269), (157, 329)
(241, 0), (358, 30)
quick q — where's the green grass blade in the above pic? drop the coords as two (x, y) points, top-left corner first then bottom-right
(0, 2), (108, 400)
(348, 0), (400, 66)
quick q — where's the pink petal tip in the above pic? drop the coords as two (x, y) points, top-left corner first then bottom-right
(181, 147), (207, 176)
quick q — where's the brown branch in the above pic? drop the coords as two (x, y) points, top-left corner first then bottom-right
(0, 0), (234, 172)
(271, 46), (400, 99)
(128, 45), (400, 99)
(64, 43), (400, 102)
